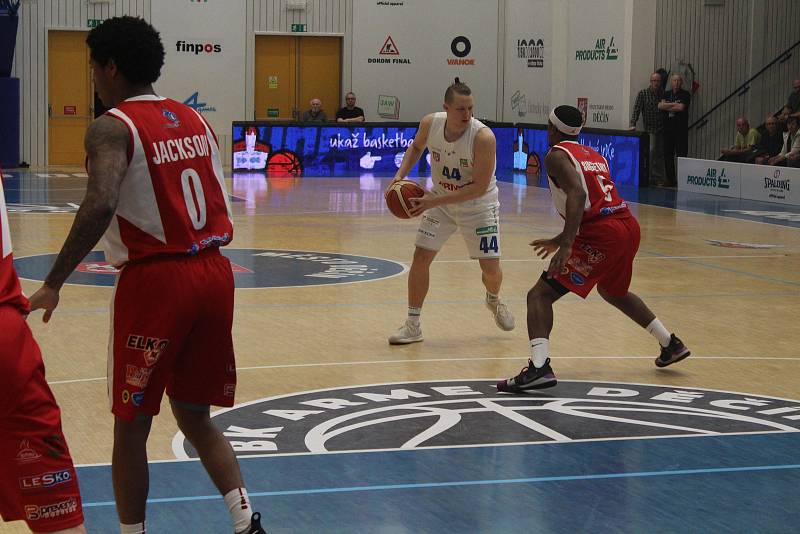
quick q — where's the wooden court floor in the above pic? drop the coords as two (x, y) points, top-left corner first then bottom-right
(2, 168), (799, 532)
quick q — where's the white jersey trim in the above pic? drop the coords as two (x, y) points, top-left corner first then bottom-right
(186, 107), (233, 222)
(0, 176), (12, 259)
(103, 108), (167, 266)
(547, 143), (591, 218)
(123, 94), (167, 102)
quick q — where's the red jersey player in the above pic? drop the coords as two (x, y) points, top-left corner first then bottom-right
(27, 17), (266, 534)
(0, 171), (86, 533)
(498, 105), (690, 392)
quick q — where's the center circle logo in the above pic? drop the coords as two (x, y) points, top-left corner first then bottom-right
(173, 380), (800, 459)
(13, 249), (406, 288)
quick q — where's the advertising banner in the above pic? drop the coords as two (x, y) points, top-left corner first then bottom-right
(232, 122), (641, 189)
(232, 123), (515, 176)
(503, 0), (552, 123)
(566, 0), (626, 128)
(352, 0), (499, 122)
(677, 158), (741, 198)
(150, 0), (246, 139)
(740, 164), (798, 205)
(513, 127), (641, 188)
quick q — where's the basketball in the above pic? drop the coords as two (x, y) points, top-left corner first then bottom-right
(385, 180), (425, 219)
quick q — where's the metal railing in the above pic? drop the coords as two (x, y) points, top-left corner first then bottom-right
(690, 38), (800, 132)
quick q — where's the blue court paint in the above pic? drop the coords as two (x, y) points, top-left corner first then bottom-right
(81, 462), (800, 507)
(13, 249), (406, 288)
(76, 432), (800, 533)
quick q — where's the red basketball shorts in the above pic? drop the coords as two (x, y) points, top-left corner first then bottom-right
(552, 216), (641, 299)
(0, 306), (84, 532)
(109, 249), (237, 422)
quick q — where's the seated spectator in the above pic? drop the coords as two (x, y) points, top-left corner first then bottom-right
(336, 92), (365, 123)
(754, 116), (784, 165)
(768, 116), (800, 167)
(719, 117), (760, 162)
(778, 78), (800, 123)
(301, 98), (327, 122)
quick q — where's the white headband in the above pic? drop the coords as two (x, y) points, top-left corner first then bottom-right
(549, 109), (582, 136)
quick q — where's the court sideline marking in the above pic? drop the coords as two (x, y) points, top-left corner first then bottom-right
(47, 355), (800, 385)
(79, 463), (800, 507)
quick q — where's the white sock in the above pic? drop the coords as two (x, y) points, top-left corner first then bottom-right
(530, 338), (549, 368)
(486, 291), (499, 304)
(646, 318), (672, 347)
(120, 522), (146, 534)
(224, 488), (252, 533)
(407, 307), (421, 325)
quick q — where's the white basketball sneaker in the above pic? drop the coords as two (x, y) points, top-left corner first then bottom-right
(388, 320), (424, 345)
(486, 297), (515, 331)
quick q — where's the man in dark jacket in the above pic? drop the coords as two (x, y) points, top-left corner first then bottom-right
(659, 74), (691, 186)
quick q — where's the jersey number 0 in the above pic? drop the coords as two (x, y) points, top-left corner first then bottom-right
(181, 168), (207, 230)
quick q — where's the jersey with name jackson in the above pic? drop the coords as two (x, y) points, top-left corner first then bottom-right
(0, 171), (29, 313)
(426, 112), (497, 201)
(547, 141), (630, 223)
(102, 95), (233, 267)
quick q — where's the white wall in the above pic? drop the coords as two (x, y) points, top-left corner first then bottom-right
(150, 1), (247, 161)
(351, 0), (499, 123)
(627, 0), (658, 126)
(502, 0), (552, 123)
(14, 0), (796, 166)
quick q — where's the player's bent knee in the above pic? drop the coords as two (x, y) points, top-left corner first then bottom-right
(477, 257), (501, 275)
(170, 399), (212, 433)
(412, 246), (438, 265)
(529, 274), (567, 304)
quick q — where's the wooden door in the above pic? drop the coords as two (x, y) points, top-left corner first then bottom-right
(254, 35), (342, 121)
(297, 36), (341, 122)
(254, 35), (297, 120)
(48, 31), (91, 165)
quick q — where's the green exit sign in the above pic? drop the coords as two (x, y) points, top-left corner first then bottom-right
(87, 19), (104, 28)
(291, 24), (307, 33)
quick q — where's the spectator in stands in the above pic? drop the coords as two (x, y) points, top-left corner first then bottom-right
(301, 98), (327, 122)
(719, 117), (760, 163)
(754, 116), (784, 165)
(768, 116), (800, 167)
(659, 74), (691, 187)
(778, 78), (800, 123)
(336, 92), (365, 123)
(629, 72), (666, 185)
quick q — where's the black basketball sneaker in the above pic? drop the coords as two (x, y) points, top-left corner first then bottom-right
(240, 512), (267, 534)
(497, 358), (557, 392)
(655, 334), (691, 367)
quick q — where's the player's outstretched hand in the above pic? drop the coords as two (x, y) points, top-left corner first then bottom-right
(530, 237), (560, 259)
(531, 237), (571, 278)
(28, 285), (60, 323)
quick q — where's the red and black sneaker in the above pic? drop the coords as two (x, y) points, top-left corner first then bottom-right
(497, 358), (557, 392)
(655, 334), (691, 367)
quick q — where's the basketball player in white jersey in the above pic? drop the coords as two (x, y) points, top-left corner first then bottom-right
(27, 17), (266, 534)
(498, 105), (690, 392)
(386, 79), (515, 344)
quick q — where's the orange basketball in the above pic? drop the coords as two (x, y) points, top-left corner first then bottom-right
(385, 180), (425, 219)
